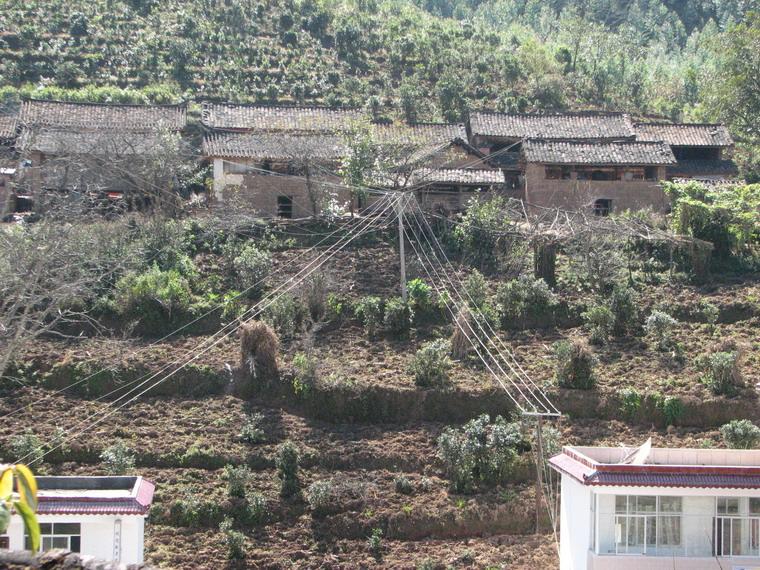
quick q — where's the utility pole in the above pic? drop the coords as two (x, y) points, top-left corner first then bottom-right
(397, 193), (407, 302)
(535, 414), (545, 534)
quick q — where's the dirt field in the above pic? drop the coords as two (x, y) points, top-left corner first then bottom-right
(2, 242), (758, 568)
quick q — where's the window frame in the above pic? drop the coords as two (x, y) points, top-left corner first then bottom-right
(26, 522), (81, 553)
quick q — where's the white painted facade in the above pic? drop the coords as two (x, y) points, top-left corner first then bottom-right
(559, 475), (760, 570)
(552, 446), (760, 570)
(2, 514), (145, 565)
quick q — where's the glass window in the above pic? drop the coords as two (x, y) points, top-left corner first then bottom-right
(660, 497), (682, 512)
(718, 497), (740, 514)
(658, 516), (682, 546)
(750, 498), (760, 515)
(27, 522), (81, 553)
(615, 495), (628, 513)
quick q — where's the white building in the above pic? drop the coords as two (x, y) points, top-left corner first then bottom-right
(550, 444), (760, 570)
(1, 476), (155, 565)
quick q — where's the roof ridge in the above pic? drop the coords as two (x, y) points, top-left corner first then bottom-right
(23, 98), (186, 109)
(203, 101), (362, 112)
(525, 138), (668, 146)
(635, 121), (727, 128)
(472, 109), (629, 117)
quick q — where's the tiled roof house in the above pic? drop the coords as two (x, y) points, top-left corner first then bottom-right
(550, 445), (760, 568)
(17, 99), (187, 155)
(203, 103), (494, 217)
(634, 121), (738, 181)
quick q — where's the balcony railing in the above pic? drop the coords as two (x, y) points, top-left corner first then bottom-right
(597, 513), (760, 558)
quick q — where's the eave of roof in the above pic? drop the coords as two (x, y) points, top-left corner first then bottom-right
(550, 449), (760, 490)
(34, 478), (155, 516)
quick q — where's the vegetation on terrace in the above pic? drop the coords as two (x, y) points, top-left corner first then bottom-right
(0, 180), (758, 567)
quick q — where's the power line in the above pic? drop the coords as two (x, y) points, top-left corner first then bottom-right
(0, 211), (385, 420)
(22, 194), (397, 466)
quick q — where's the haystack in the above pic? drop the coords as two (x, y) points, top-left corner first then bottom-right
(240, 320), (280, 386)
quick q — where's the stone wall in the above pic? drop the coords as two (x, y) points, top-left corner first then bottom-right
(0, 549), (153, 570)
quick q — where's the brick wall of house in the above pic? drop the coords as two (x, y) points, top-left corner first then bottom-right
(523, 163), (669, 213)
(220, 171), (354, 218)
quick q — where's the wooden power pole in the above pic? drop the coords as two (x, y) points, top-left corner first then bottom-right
(535, 414), (545, 533)
(397, 193), (408, 302)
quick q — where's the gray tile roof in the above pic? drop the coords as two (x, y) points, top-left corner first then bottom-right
(0, 114), (18, 140)
(203, 131), (347, 160)
(19, 99), (187, 132)
(18, 128), (183, 155)
(635, 122), (733, 147)
(522, 140), (676, 165)
(201, 103), (364, 132)
(412, 168), (505, 185)
(470, 111), (635, 140)
(203, 123), (468, 161)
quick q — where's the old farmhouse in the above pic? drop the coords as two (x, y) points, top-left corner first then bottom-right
(201, 103), (503, 217)
(0, 99), (740, 219)
(14, 99), (187, 211)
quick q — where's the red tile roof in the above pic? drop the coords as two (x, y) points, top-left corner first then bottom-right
(550, 447), (760, 489)
(33, 476), (155, 516)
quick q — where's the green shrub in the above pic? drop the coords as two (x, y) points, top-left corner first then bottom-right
(224, 464), (251, 498)
(219, 516), (246, 560)
(496, 275), (557, 326)
(112, 265), (194, 333)
(610, 286), (639, 337)
(383, 297), (412, 336)
(582, 304), (615, 345)
(276, 441), (300, 498)
(367, 527), (383, 559)
(239, 413), (266, 444)
(437, 414), (524, 493)
(263, 294), (308, 338)
(244, 490), (268, 525)
(721, 419), (760, 449)
(655, 394), (684, 426)
(464, 270), (488, 309)
(409, 339), (452, 388)
(9, 430), (44, 466)
(697, 350), (743, 396)
(553, 340), (596, 390)
(354, 296), (383, 337)
(100, 441), (135, 475)
(619, 387), (642, 418)
(292, 352), (318, 397)
(232, 243), (272, 296)
(326, 293), (349, 322)
(306, 480), (334, 515)
(394, 475), (414, 495)
(644, 310), (678, 351)
(696, 299), (720, 329)
(407, 278), (433, 317)
(166, 496), (223, 528)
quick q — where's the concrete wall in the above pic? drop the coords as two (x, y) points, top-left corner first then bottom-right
(524, 163), (668, 213)
(560, 474), (594, 570)
(4, 514), (145, 565)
